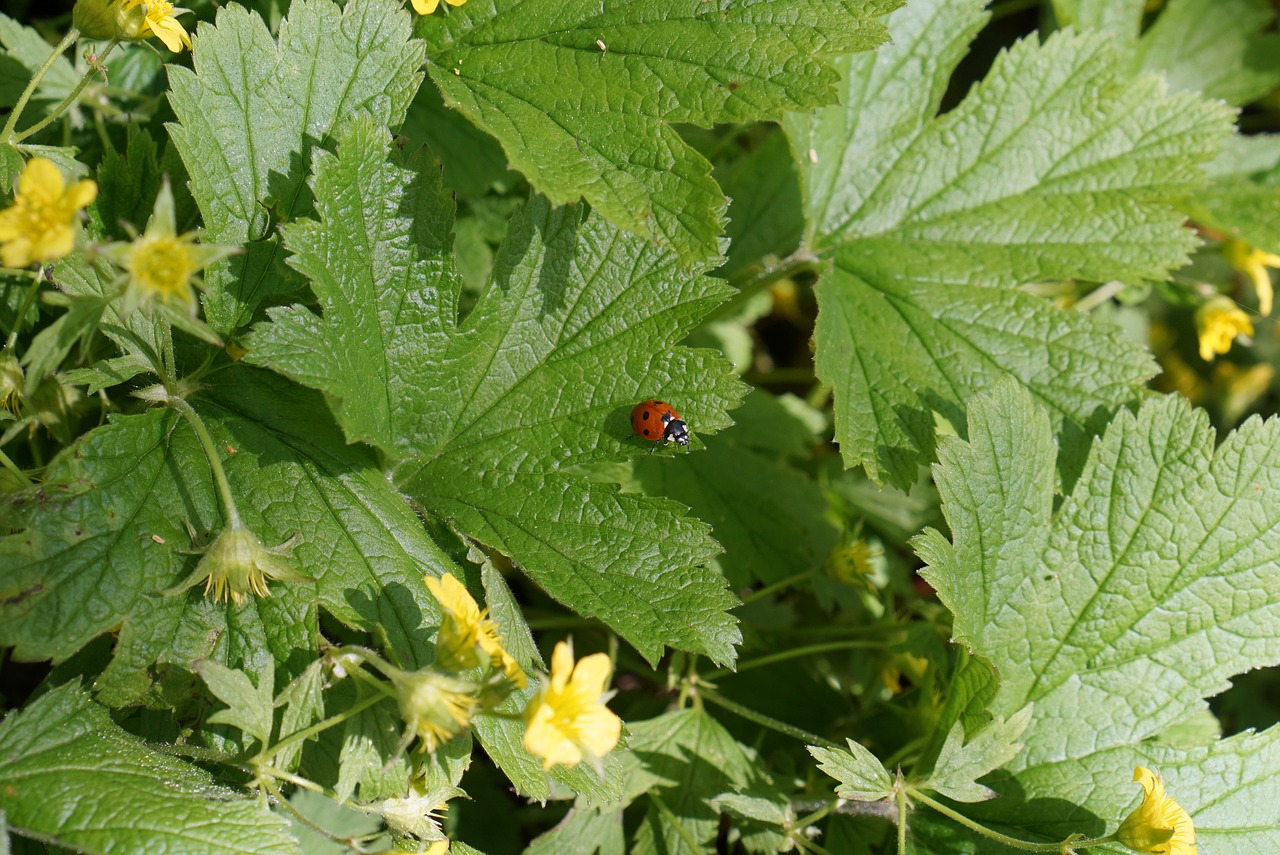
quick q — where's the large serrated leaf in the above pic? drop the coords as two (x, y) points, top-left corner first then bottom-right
(0, 683), (302, 855)
(1133, 0), (1280, 106)
(246, 117), (745, 666)
(166, 0), (425, 332)
(915, 381), (1280, 850)
(0, 365), (458, 702)
(785, 0), (1232, 487)
(421, 0), (898, 265)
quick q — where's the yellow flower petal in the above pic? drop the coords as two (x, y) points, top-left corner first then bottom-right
(149, 15), (192, 52)
(96, 179), (236, 317)
(1194, 297), (1252, 362)
(1117, 767), (1196, 855)
(569, 652), (613, 697)
(1225, 239), (1280, 317)
(522, 641), (621, 771)
(412, 0), (442, 13)
(423, 573), (526, 687)
(0, 157), (97, 268)
(22, 158), (65, 197)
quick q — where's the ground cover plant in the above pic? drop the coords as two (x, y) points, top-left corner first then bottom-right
(1, 0), (1279, 852)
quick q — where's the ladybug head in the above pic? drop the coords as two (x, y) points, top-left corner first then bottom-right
(662, 417), (690, 447)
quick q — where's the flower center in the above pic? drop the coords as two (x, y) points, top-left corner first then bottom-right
(8, 189), (64, 236)
(131, 235), (196, 298)
(147, 0), (175, 18)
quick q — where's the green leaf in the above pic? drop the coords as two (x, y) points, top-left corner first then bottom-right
(809, 739), (893, 802)
(916, 382), (1280, 849)
(60, 354), (154, 394)
(95, 128), (163, 241)
(196, 659), (275, 747)
(420, 0), (898, 265)
(621, 709), (774, 853)
(401, 79), (515, 198)
(925, 706), (1032, 803)
(0, 14), (78, 111)
(0, 365), (458, 704)
(282, 790), (387, 855)
(785, 0), (1232, 487)
(0, 683), (302, 855)
(1133, 0), (1280, 106)
(247, 117), (745, 665)
(479, 552), (542, 672)
(166, 0), (425, 332)
(1184, 134), (1280, 257)
(1050, 0), (1144, 40)
(716, 130), (804, 282)
(19, 294), (109, 393)
(527, 807), (625, 855)
(275, 660), (326, 771)
(334, 695), (413, 804)
(632, 392), (837, 587)
(932, 651), (999, 747)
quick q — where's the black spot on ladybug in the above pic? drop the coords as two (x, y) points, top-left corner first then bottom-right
(643, 429), (651, 436)
(655, 400), (664, 405)
(642, 411), (650, 420)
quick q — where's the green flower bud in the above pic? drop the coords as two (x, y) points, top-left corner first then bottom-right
(73, 0), (148, 42)
(388, 667), (480, 754)
(166, 520), (306, 606)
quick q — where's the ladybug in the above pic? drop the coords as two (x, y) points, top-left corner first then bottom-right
(631, 399), (690, 450)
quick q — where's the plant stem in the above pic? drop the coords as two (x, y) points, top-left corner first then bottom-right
(791, 835), (834, 855)
(258, 776), (346, 843)
(6, 268), (47, 350)
(738, 568), (817, 606)
(13, 38), (120, 144)
(166, 395), (242, 528)
(262, 690), (389, 766)
(0, 446), (31, 486)
(794, 799), (839, 831)
(896, 783), (908, 855)
(697, 686), (841, 750)
(908, 788), (1115, 852)
(2, 28), (80, 141)
(1074, 280), (1126, 313)
(703, 640), (882, 682)
(258, 764), (327, 795)
(712, 249), (820, 322)
(649, 792), (704, 853)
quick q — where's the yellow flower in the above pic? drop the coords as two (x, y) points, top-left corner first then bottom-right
(1194, 296), (1252, 362)
(166, 519), (306, 606)
(523, 640), (621, 771)
(391, 668), (479, 754)
(424, 573), (526, 688)
(123, 0), (192, 52)
(1225, 239), (1280, 316)
(98, 178), (237, 317)
(0, 158), (97, 269)
(411, 0), (466, 15)
(1116, 767), (1196, 854)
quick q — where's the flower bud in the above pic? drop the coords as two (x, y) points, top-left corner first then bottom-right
(389, 667), (479, 754)
(73, 0), (148, 42)
(166, 520), (305, 606)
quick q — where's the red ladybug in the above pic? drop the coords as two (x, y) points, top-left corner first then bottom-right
(631, 399), (690, 450)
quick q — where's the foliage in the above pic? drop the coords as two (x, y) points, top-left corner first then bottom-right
(1, 0), (1279, 853)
